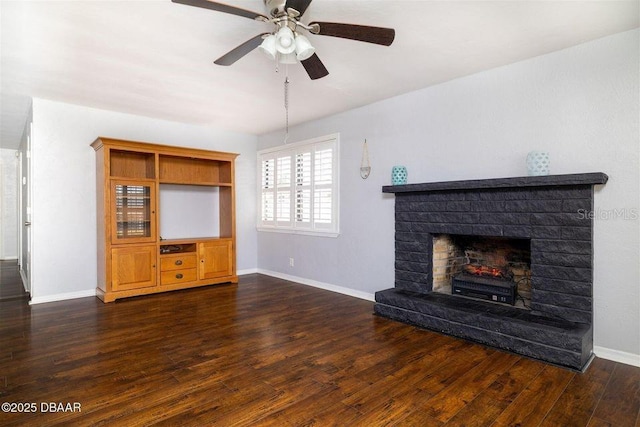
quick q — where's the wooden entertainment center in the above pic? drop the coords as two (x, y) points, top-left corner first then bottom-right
(92, 137), (238, 303)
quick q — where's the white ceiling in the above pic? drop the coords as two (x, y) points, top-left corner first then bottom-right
(1, 0), (638, 149)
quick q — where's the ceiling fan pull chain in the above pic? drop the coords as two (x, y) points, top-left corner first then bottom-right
(284, 75), (290, 144)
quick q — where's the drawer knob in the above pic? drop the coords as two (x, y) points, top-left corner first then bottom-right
(175, 260), (183, 266)
(176, 273), (183, 279)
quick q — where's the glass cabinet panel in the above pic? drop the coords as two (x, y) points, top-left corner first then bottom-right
(112, 182), (155, 242)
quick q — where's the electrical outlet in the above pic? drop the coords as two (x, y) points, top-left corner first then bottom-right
(289, 257), (294, 267)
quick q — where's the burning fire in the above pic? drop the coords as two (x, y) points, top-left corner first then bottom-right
(464, 264), (508, 279)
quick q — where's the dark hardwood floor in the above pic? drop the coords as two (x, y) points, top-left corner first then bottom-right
(0, 260), (28, 302)
(1, 274), (638, 426)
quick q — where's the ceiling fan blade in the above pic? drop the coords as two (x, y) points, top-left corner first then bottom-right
(214, 33), (268, 66)
(172, 0), (268, 21)
(310, 22), (395, 46)
(284, 0), (312, 17)
(300, 53), (329, 80)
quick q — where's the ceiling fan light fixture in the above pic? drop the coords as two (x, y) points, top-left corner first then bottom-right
(258, 34), (277, 60)
(275, 26), (296, 54)
(294, 34), (315, 61)
(278, 52), (298, 64)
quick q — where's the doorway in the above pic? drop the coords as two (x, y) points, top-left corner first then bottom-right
(0, 148), (27, 301)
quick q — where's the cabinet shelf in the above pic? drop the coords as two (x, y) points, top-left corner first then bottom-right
(159, 180), (233, 187)
(110, 176), (156, 182)
(160, 237), (231, 244)
(160, 242), (197, 254)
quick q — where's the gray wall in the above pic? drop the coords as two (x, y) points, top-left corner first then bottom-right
(30, 99), (258, 303)
(257, 30), (639, 363)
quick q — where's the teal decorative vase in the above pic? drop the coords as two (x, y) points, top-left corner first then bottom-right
(526, 151), (550, 176)
(391, 166), (408, 185)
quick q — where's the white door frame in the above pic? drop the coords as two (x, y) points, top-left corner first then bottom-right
(19, 125), (33, 295)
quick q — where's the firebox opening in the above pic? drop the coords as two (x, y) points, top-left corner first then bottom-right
(432, 234), (531, 309)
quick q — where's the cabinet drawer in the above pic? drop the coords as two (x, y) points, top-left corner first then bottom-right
(161, 268), (197, 285)
(160, 253), (197, 271)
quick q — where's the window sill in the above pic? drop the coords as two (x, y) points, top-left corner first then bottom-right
(257, 227), (340, 238)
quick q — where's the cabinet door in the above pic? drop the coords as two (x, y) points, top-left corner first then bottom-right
(112, 245), (157, 291)
(111, 180), (156, 244)
(198, 241), (232, 280)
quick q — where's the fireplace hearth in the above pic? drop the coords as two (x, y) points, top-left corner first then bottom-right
(376, 173), (607, 370)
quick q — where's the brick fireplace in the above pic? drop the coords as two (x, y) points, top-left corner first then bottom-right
(375, 173), (608, 370)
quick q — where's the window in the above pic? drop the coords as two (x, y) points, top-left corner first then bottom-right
(258, 134), (339, 236)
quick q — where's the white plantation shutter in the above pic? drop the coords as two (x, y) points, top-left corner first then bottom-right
(313, 144), (334, 229)
(257, 134), (339, 236)
(276, 155), (292, 225)
(295, 151), (311, 226)
(260, 156), (275, 224)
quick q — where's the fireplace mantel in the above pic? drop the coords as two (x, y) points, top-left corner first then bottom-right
(383, 172), (608, 194)
(375, 172), (608, 370)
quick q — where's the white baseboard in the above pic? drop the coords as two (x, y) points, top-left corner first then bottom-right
(237, 268), (258, 276)
(0, 256), (18, 260)
(594, 346), (640, 367)
(30, 289), (97, 305)
(257, 269), (375, 302)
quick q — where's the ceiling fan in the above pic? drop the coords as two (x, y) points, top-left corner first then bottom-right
(172, 0), (396, 80)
